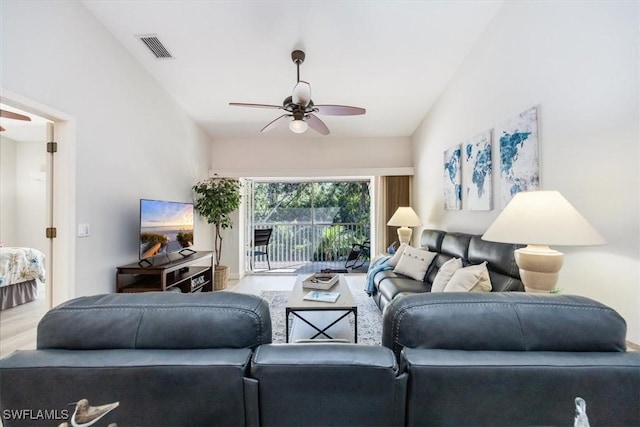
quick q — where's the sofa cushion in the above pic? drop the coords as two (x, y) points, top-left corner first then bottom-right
(431, 257), (462, 292)
(393, 246), (437, 281)
(250, 344), (406, 427)
(377, 272), (431, 303)
(440, 233), (473, 259)
(0, 348), (253, 426)
(382, 293), (628, 359)
(37, 292), (272, 350)
(468, 235), (522, 278)
(443, 262), (492, 292)
(420, 229), (446, 252)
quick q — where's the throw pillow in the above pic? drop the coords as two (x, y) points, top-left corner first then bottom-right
(443, 261), (492, 292)
(393, 246), (437, 281)
(431, 257), (463, 292)
(386, 242), (408, 267)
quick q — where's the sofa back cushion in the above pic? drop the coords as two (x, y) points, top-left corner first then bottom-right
(420, 229), (445, 252)
(382, 292), (627, 358)
(468, 235), (524, 291)
(37, 292), (272, 350)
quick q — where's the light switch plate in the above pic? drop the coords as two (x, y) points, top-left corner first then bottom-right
(78, 223), (91, 237)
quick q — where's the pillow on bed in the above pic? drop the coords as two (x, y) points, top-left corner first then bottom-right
(393, 246), (437, 281)
(431, 257), (463, 292)
(443, 261), (492, 292)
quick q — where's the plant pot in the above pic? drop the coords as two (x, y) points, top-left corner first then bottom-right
(214, 265), (229, 290)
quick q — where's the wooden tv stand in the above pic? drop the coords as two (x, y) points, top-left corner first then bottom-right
(116, 251), (214, 293)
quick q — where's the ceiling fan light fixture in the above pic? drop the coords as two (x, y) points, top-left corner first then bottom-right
(289, 118), (308, 134)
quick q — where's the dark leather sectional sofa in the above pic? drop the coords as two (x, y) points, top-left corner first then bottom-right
(371, 229), (525, 310)
(2, 284), (639, 426)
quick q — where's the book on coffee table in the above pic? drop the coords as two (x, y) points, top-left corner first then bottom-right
(303, 290), (341, 303)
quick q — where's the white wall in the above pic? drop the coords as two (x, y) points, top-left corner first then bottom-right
(412, 1), (639, 342)
(211, 136), (413, 176)
(15, 141), (48, 251)
(2, 1), (213, 296)
(0, 137), (17, 245)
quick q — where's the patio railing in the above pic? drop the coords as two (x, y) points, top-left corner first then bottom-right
(250, 222), (370, 268)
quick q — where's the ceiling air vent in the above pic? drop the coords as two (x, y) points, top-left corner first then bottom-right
(136, 34), (173, 59)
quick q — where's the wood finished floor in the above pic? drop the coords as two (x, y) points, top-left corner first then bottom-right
(0, 284), (49, 357)
(1, 280), (638, 357)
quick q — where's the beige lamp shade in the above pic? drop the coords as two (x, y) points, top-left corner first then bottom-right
(387, 207), (422, 245)
(482, 191), (605, 293)
(482, 191), (605, 246)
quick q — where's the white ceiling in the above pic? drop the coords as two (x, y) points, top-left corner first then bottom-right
(81, 1), (503, 140)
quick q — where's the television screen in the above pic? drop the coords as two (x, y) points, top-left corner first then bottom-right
(139, 199), (194, 259)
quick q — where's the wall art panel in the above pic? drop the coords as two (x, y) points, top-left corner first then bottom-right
(463, 130), (493, 211)
(443, 145), (462, 210)
(496, 106), (539, 207)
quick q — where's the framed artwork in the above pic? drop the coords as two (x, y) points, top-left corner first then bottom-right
(443, 145), (462, 210)
(496, 106), (539, 207)
(463, 130), (493, 211)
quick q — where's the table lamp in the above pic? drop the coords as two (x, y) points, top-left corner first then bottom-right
(482, 191), (605, 293)
(387, 207), (422, 245)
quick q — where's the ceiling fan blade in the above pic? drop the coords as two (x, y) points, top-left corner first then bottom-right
(314, 105), (366, 116)
(292, 81), (311, 107)
(306, 114), (330, 136)
(229, 102), (282, 110)
(0, 109), (32, 121)
(260, 114), (289, 133)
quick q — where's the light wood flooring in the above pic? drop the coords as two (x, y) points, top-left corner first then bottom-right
(0, 284), (49, 357)
(1, 279), (638, 357)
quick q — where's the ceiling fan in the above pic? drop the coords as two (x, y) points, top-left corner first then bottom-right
(229, 50), (366, 135)
(0, 109), (32, 132)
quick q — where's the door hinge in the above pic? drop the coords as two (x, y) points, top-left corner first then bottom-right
(46, 227), (57, 239)
(47, 142), (58, 153)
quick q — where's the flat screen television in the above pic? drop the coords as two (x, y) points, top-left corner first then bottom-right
(139, 199), (194, 260)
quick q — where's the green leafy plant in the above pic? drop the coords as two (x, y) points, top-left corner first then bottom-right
(192, 177), (242, 266)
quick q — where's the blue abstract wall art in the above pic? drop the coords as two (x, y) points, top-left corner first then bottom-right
(443, 144), (462, 210)
(463, 130), (493, 211)
(496, 106), (539, 207)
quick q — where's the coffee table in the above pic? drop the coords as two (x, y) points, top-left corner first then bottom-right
(286, 275), (358, 343)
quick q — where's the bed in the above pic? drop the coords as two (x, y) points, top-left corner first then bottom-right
(0, 247), (46, 310)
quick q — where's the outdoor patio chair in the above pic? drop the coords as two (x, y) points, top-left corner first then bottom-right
(251, 228), (273, 270)
(345, 239), (370, 269)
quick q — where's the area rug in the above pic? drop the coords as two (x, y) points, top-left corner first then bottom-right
(259, 276), (382, 345)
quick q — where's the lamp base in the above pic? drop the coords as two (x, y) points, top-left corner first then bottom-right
(396, 227), (413, 245)
(514, 245), (564, 293)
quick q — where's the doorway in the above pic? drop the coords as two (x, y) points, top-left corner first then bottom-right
(0, 103), (52, 310)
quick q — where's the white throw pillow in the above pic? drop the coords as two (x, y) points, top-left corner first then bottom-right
(431, 257), (463, 293)
(443, 261), (492, 292)
(386, 242), (408, 267)
(393, 246), (437, 281)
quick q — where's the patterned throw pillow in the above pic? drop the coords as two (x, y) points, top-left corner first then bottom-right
(393, 246), (437, 281)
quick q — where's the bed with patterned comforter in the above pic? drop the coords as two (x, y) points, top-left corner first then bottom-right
(0, 247), (46, 310)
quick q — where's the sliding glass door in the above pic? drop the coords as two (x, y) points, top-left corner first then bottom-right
(246, 179), (371, 272)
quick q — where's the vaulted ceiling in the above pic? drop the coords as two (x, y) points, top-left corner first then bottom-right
(81, 1), (503, 140)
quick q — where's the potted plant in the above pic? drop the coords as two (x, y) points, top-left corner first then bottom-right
(192, 177), (242, 290)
